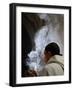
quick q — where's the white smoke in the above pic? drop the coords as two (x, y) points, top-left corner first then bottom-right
(26, 14), (64, 72)
(27, 51), (41, 71)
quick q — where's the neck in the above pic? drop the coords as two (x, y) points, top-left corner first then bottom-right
(45, 56), (52, 64)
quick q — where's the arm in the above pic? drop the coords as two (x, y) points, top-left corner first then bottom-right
(37, 67), (48, 76)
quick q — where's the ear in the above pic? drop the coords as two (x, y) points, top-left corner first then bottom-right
(47, 51), (52, 56)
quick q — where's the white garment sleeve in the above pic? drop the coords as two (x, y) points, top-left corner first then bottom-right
(45, 63), (64, 76)
(37, 67), (48, 76)
(37, 63), (64, 76)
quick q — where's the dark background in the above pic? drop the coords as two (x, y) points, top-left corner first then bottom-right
(22, 13), (45, 77)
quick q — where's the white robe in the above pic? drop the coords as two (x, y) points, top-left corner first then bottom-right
(38, 55), (64, 76)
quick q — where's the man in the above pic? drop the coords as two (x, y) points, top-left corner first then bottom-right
(38, 42), (64, 76)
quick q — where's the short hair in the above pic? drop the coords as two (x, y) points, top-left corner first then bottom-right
(45, 42), (61, 56)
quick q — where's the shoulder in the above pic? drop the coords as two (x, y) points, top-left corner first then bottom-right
(45, 63), (63, 70)
(45, 63), (64, 75)
(45, 63), (56, 75)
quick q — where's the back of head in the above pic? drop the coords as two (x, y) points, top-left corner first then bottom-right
(45, 42), (61, 56)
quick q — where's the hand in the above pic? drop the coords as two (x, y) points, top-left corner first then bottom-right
(27, 70), (37, 76)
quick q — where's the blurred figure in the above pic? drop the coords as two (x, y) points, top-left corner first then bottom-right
(38, 42), (64, 76)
